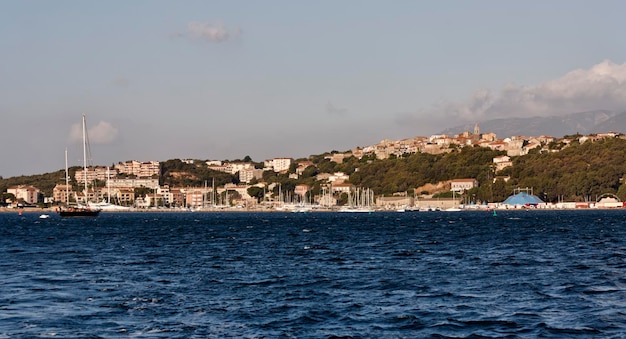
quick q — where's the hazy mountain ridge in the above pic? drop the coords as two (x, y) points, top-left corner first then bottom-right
(440, 110), (626, 137)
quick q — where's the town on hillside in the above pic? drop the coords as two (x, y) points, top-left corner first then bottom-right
(4, 125), (626, 211)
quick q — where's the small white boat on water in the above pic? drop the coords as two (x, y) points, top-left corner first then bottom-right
(39, 214), (50, 219)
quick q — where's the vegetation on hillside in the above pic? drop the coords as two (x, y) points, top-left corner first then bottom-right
(349, 147), (504, 197)
(159, 159), (237, 188)
(0, 169), (70, 197)
(502, 138), (626, 203)
(4, 136), (626, 204)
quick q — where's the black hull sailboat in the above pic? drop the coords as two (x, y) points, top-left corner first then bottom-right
(57, 114), (102, 218)
(58, 207), (100, 217)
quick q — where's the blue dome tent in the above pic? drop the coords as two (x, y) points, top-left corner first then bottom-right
(502, 189), (544, 207)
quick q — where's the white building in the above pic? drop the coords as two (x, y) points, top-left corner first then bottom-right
(328, 172), (349, 183)
(264, 158), (293, 173)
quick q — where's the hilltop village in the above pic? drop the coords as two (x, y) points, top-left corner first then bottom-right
(4, 124), (626, 211)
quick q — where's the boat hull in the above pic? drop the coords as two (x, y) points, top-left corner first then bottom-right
(58, 209), (100, 217)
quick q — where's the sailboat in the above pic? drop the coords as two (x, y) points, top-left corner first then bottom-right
(58, 114), (101, 217)
(87, 166), (132, 211)
(338, 187), (375, 213)
(444, 190), (462, 212)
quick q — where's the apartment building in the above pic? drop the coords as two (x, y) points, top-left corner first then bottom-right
(75, 189), (102, 204)
(108, 178), (159, 189)
(52, 184), (73, 204)
(7, 185), (42, 205)
(74, 166), (111, 183)
(115, 160), (160, 178)
(185, 189), (205, 208)
(264, 158), (292, 173)
(117, 189), (135, 205)
(239, 168), (264, 183)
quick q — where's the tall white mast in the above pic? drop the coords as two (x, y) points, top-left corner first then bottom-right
(65, 148), (69, 204)
(106, 166), (111, 203)
(82, 114), (88, 202)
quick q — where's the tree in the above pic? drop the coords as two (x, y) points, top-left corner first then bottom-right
(247, 186), (265, 203)
(1, 192), (15, 204)
(301, 165), (319, 178)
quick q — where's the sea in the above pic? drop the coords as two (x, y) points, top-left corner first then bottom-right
(1, 210), (626, 338)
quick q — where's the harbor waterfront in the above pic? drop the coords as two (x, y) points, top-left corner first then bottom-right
(1, 210), (626, 337)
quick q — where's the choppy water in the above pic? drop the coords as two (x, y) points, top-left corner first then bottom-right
(1, 210), (626, 338)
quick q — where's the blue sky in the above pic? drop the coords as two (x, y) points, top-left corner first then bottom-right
(2, 1), (626, 177)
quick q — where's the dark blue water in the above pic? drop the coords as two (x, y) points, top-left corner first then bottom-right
(1, 210), (626, 338)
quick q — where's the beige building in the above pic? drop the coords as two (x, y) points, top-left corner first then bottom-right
(493, 155), (513, 172)
(115, 160), (160, 178)
(294, 184), (310, 198)
(185, 189), (205, 208)
(451, 179), (478, 192)
(53, 184), (74, 204)
(239, 168), (264, 183)
(376, 196), (413, 209)
(108, 178), (159, 189)
(74, 166), (111, 183)
(7, 185), (41, 205)
(332, 183), (354, 194)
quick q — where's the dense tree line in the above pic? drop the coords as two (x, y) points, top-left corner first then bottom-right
(349, 147), (504, 198)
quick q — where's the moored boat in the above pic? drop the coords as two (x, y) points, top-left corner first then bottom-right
(58, 206), (100, 217)
(57, 114), (101, 218)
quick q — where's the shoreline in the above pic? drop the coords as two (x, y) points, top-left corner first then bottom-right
(3, 206), (626, 214)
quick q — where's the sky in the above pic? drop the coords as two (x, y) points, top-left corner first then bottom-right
(2, 0), (626, 177)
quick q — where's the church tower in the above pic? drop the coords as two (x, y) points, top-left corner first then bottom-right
(474, 122), (480, 136)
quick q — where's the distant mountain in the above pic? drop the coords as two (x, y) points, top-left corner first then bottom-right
(440, 110), (626, 137)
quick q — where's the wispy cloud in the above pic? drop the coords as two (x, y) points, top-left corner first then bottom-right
(403, 60), (626, 125)
(326, 101), (348, 116)
(173, 20), (242, 43)
(69, 121), (119, 144)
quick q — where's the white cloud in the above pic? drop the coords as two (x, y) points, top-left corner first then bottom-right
(186, 21), (241, 42)
(407, 60), (626, 124)
(69, 121), (119, 144)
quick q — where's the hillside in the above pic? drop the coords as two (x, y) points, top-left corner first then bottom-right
(349, 137), (626, 203)
(3, 135), (626, 205)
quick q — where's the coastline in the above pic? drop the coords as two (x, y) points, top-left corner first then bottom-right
(3, 206), (626, 214)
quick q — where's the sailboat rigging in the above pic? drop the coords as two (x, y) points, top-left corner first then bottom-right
(58, 114), (101, 217)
